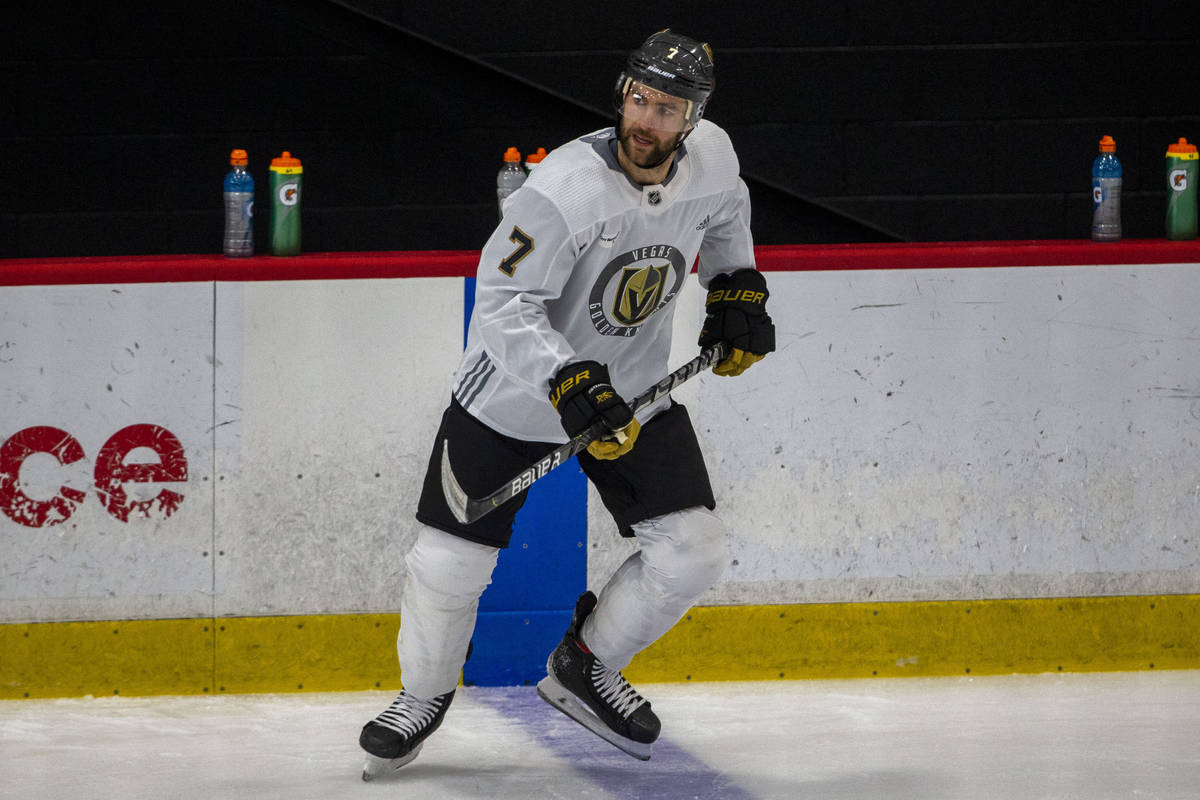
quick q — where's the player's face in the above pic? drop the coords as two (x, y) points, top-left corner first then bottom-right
(618, 82), (692, 169)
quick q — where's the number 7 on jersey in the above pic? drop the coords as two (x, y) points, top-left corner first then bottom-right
(498, 226), (534, 276)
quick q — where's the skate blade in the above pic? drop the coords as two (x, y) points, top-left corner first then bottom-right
(361, 744), (423, 781)
(536, 675), (652, 761)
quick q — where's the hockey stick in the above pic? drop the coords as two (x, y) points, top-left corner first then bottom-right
(440, 342), (730, 525)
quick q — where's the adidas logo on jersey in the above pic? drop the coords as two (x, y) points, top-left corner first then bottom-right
(695, 214), (710, 231)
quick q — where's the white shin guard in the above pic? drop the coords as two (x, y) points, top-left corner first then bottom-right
(581, 506), (728, 671)
(396, 525), (499, 699)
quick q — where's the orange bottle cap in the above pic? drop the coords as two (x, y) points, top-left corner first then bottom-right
(270, 151), (303, 174)
(1098, 135), (1116, 153)
(1166, 137), (1198, 156)
(525, 147), (548, 164)
(504, 147), (522, 162)
(271, 151), (302, 167)
(229, 149), (249, 166)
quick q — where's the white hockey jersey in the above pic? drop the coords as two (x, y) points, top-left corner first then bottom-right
(452, 119), (756, 442)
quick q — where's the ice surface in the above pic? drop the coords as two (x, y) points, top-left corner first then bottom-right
(2, 671), (1198, 799)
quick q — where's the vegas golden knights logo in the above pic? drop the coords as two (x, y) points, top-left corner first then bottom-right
(588, 244), (686, 337)
(613, 263), (670, 326)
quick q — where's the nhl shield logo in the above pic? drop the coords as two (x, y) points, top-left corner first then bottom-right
(613, 263), (670, 325)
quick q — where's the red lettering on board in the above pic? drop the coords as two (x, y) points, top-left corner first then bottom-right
(94, 424), (188, 522)
(0, 424), (188, 527)
(0, 426), (87, 527)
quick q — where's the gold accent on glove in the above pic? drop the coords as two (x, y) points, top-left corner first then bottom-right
(712, 347), (765, 377)
(585, 419), (642, 460)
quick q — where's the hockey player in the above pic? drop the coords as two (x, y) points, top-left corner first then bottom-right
(359, 29), (775, 779)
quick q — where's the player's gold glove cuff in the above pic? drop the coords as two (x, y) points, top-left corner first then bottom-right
(713, 348), (764, 377)
(585, 419), (641, 460)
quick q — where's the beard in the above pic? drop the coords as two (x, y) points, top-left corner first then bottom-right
(617, 118), (679, 170)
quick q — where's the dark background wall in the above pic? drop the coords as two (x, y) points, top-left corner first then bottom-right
(2, 0), (1198, 258)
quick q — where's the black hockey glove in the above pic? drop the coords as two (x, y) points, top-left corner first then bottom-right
(698, 268), (776, 377)
(549, 360), (641, 460)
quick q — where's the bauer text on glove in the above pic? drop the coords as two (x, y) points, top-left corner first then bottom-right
(549, 361), (641, 460)
(697, 268), (776, 376)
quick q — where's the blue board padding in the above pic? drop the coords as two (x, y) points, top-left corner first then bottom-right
(464, 610), (576, 686)
(460, 276), (589, 685)
(463, 276), (474, 347)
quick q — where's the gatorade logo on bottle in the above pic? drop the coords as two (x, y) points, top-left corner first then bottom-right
(1169, 169), (1188, 192)
(278, 183), (300, 206)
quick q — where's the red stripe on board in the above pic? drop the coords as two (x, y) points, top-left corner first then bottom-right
(1, 240), (1198, 287)
(0, 251), (480, 287)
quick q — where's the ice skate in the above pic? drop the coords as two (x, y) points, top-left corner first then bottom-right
(359, 689), (454, 780)
(536, 591), (660, 760)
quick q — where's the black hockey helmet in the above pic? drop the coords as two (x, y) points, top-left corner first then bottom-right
(614, 29), (715, 128)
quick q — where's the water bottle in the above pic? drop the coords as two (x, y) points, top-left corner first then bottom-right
(496, 147), (526, 219)
(269, 151), (303, 256)
(223, 149), (254, 257)
(524, 147), (548, 173)
(1091, 135), (1122, 242)
(1165, 137), (1198, 240)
